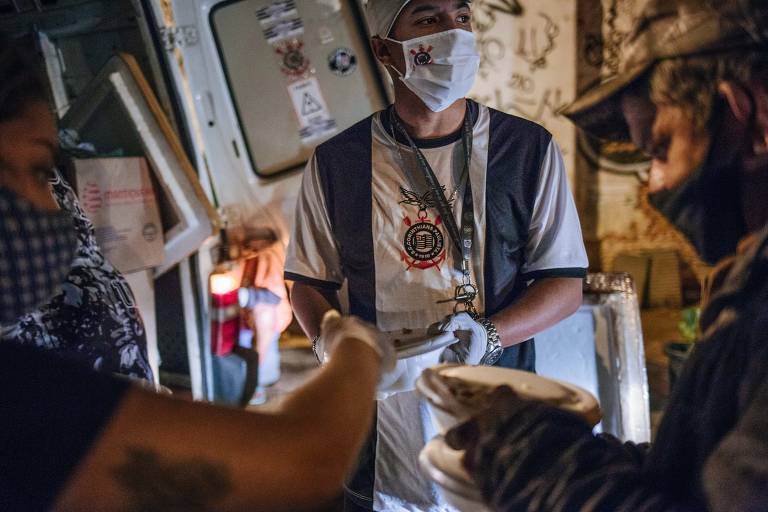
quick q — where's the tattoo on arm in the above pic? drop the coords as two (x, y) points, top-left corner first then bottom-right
(112, 447), (233, 512)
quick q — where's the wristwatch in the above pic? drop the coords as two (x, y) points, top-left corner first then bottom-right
(476, 317), (503, 366)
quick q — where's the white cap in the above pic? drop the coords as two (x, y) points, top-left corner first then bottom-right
(365, 0), (412, 38)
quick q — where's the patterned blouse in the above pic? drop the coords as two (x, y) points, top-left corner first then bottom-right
(0, 171), (154, 381)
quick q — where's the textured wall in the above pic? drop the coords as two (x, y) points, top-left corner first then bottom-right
(469, 0), (578, 182)
(470, 0), (710, 282)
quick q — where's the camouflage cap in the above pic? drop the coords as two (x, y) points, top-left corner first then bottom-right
(562, 0), (768, 142)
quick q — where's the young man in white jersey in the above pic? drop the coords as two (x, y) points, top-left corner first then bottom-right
(285, 0), (588, 509)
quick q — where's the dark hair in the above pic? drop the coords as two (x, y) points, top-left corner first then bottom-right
(0, 33), (48, 124)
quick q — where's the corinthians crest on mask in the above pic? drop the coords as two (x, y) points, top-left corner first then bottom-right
(398, 186), (448, 271)
(410, 44), (433, 66)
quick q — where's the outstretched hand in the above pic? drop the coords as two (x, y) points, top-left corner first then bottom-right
(445, 385), (594, 506)
(444, 386), (526, 473)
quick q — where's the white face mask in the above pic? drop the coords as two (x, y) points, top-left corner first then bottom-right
(386, 29), (480, 112)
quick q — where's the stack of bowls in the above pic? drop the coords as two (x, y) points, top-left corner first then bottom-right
(416, 364), (602, 434)
(419, 436), (490, 512)
(416, 364), (602, 510)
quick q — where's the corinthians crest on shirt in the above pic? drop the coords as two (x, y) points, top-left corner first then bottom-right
(398, 186), (449, 271)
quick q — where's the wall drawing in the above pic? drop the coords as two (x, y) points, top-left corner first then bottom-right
(508, 72), (534, 93)
(472, 0), (523, 79)
(470, 0), (577, 179)
(515, 13), (560, 71)
(474, 0), (524, 30)
(600, 0), (629, 76)
(510, 87), (567, 125)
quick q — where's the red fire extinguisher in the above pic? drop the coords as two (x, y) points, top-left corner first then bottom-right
(209, 264), (240, 356)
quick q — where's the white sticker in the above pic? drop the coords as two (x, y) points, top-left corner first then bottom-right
(256, 0), (298, 26)
(74, 157), (165, 274)
(317, 26), (334, 45)
(263, 17), (304, 44)
(287, 77), (337, 143)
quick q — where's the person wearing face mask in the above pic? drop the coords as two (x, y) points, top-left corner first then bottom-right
(445, 1), (768, 510)
(284, 0), (588, 509)
(2, 303), (398, 511)
(0, 34), (402, 512)
(0, 36), (152, 381)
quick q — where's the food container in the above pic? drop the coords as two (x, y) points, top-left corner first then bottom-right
(416, 364), (602, 434)
(419, 436), (490, 512)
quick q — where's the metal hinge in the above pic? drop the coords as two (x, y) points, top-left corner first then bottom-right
(159, 25), (199, 51)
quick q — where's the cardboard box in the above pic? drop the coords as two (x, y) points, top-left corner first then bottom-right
(75, 157), (165, 273)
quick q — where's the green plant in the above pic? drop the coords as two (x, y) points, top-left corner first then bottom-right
(677, 307), (701, 344)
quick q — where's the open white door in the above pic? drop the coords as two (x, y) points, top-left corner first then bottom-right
(143, 0), (387, 400)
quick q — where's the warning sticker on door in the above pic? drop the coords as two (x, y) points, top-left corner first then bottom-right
(287, 77), (337, 143)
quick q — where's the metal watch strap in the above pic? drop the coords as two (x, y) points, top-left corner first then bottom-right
(477, 317), (503, 366)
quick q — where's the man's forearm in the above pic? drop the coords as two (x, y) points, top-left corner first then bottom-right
(290, 282), (337, 339)
(55, 339), (381, 512)
(489, 277), (583, 347)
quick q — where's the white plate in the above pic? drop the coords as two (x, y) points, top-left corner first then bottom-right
(381, 330), (458, 359)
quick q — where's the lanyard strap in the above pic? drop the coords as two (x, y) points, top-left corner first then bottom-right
(390, 104), (475, 279)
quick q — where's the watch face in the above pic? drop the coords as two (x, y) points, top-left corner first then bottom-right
(480, 346), (503, 366)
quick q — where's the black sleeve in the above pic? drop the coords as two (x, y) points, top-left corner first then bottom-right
(0, 343), (129, 511)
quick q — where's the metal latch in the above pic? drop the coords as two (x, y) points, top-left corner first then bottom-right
(160, 25), (199, 51)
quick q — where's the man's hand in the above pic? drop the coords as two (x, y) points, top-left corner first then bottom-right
(445, 386), (594, 506)
(434, 312), (487, 365)
(444, 386), (524, 474)
(315, 311), (396, 372)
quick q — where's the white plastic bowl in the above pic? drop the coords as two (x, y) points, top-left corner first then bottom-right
(416, 364), (602, 434)
(419, 437), (490, 512)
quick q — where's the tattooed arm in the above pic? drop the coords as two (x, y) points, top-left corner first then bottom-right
(53, 337), (381, 512)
